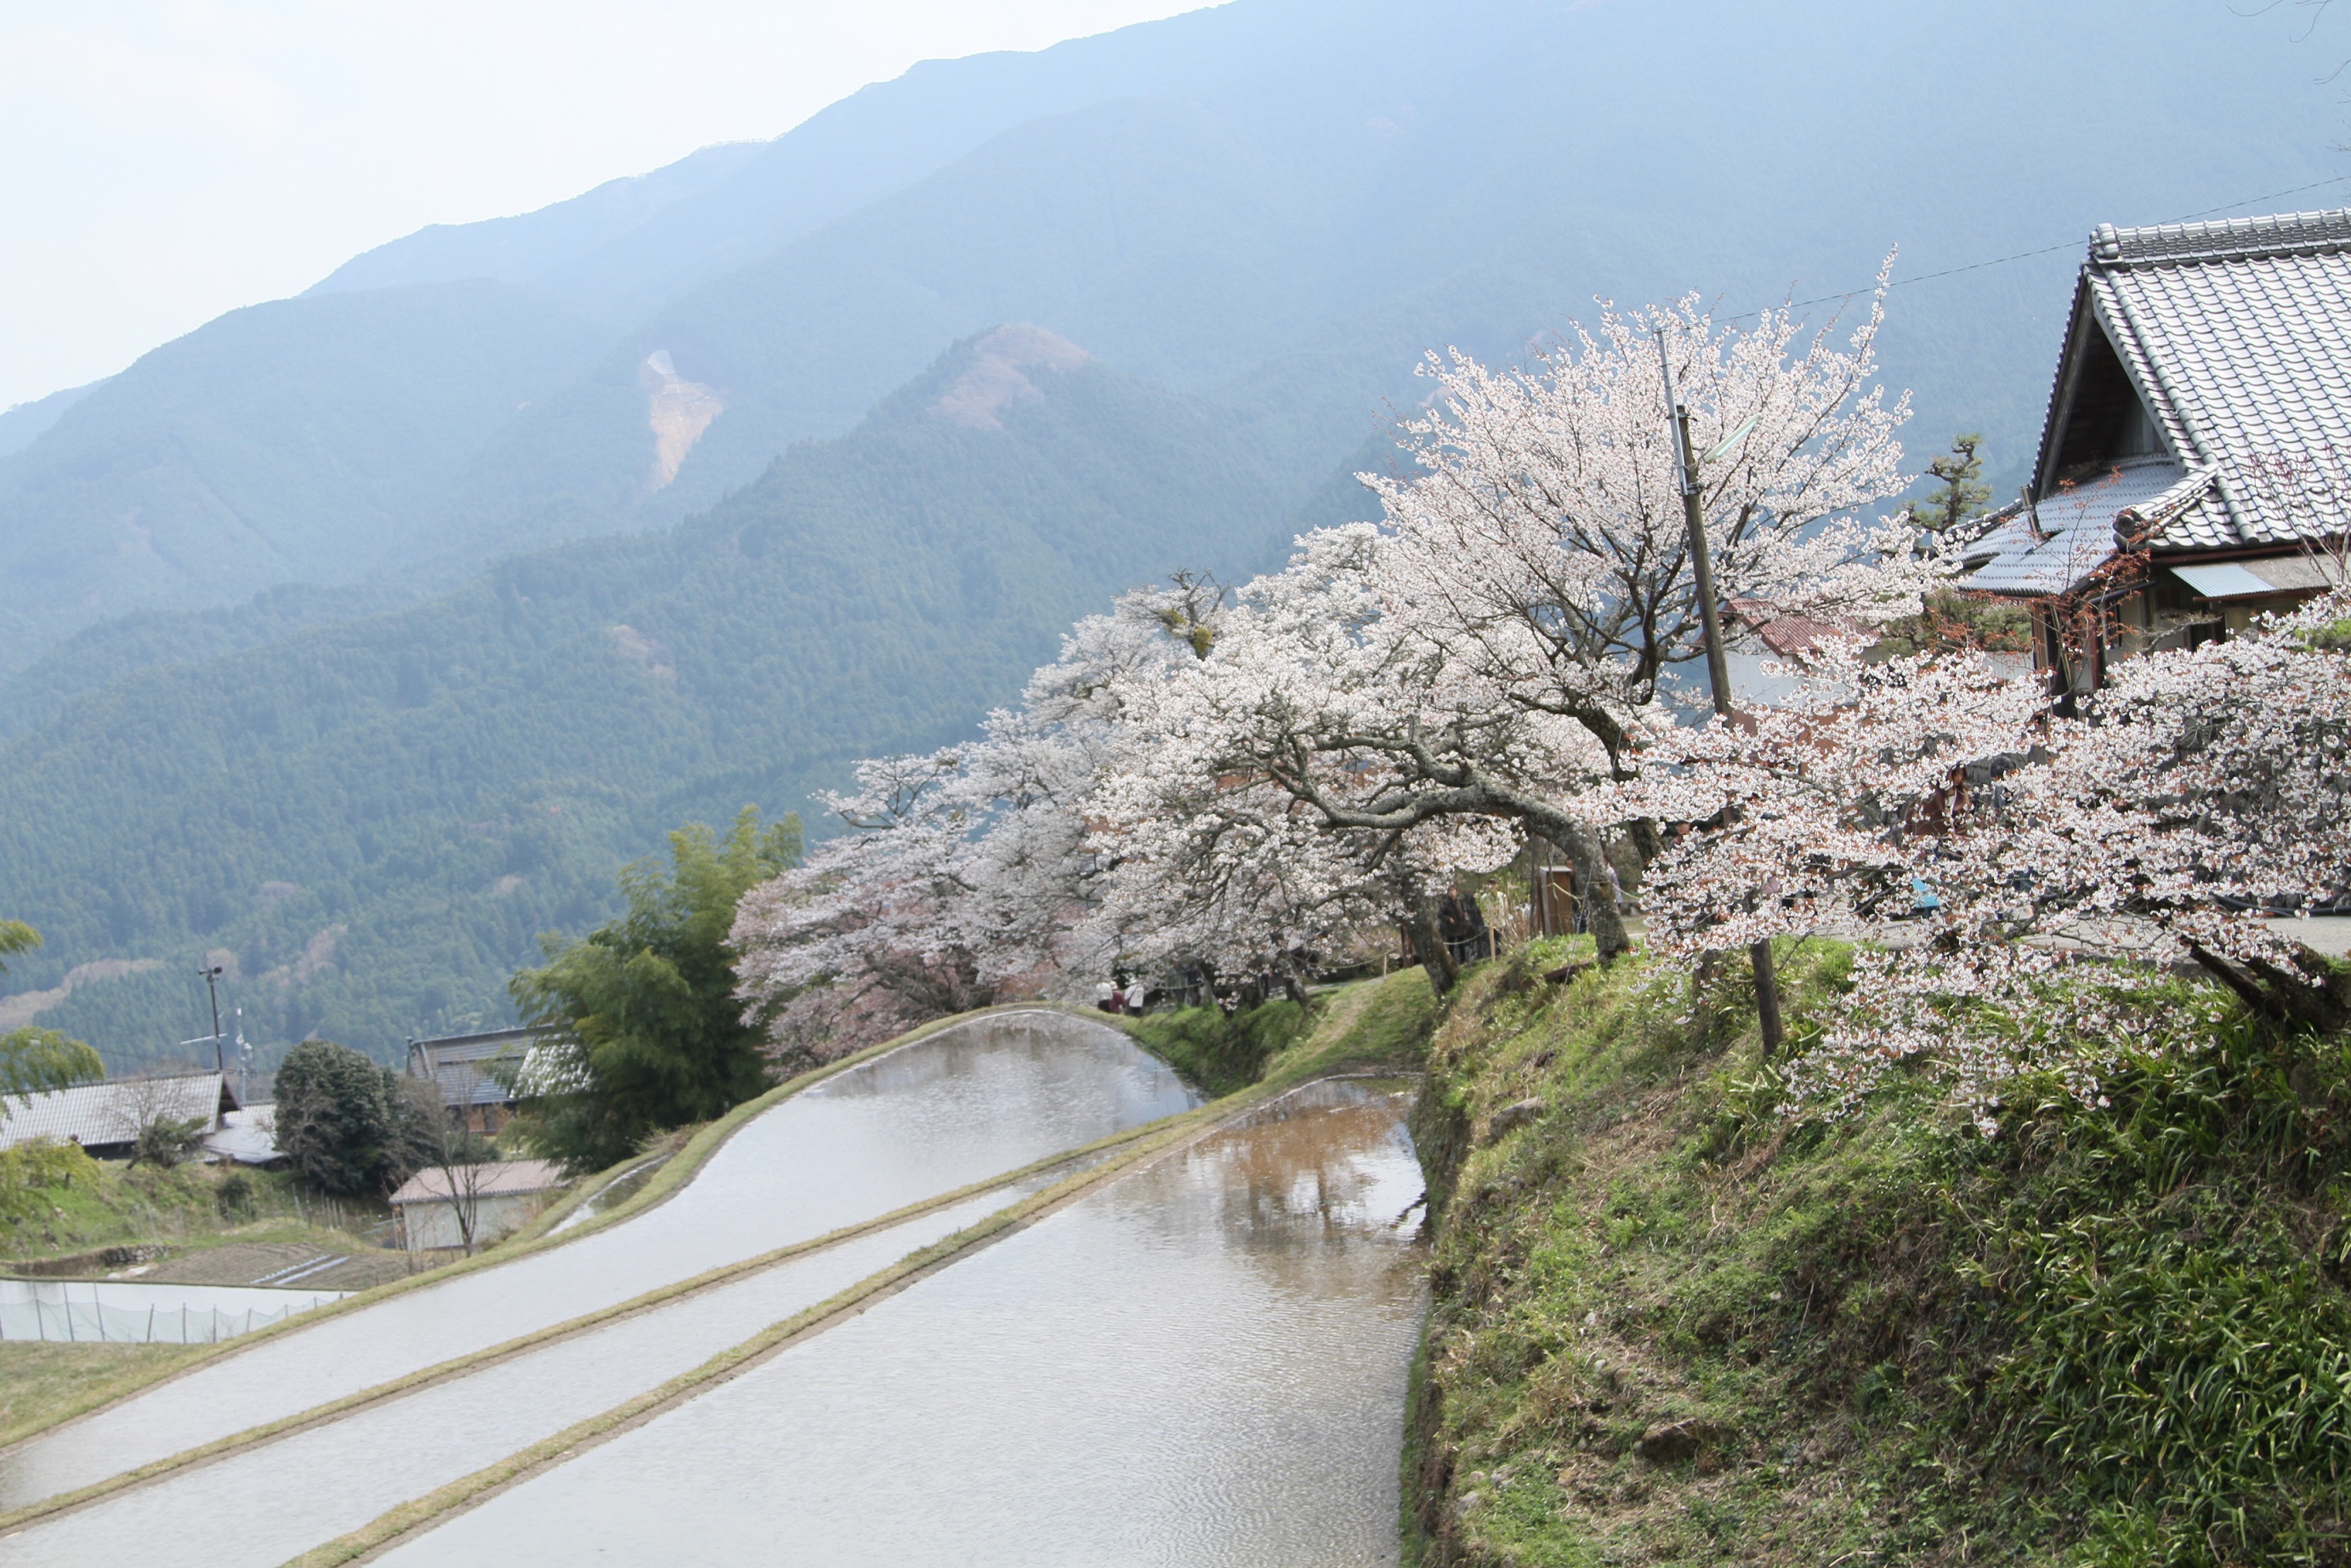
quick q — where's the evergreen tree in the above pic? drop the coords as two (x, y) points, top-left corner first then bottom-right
(1910, 432), (1991, 534)
(275, 1037), (404, 1194)
(509, 808), (802, 1173)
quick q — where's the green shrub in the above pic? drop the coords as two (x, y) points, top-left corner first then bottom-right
(508, 809), (797, 1174)
(1952, 1018), (2351, 1560)
(131, 1115), (207, 1169)
(0, 1139), (100, 1226)
(214, 1168), (255, 1216)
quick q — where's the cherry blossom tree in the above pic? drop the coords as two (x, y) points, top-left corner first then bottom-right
(1093, 295), (1933, 967)
(1093, 524), (1591, 982)
(1370, 286), (1934, 777)
(733, 287), (1945, 1032)
(730, 579), (1220, 1052)
(1620, 586), (2351, 1128)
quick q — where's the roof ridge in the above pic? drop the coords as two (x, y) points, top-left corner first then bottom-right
(2093, 207), (2351, 268)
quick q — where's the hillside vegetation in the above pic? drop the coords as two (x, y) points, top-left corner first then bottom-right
(0, 333), (1299, 1061)
(1405, 940), (2351, 1566)
(0, 282), (605, 670)
(0, 0), (2337, 1073)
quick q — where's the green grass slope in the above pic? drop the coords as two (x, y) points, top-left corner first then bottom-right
(0, 333), (1298, 1064)
(1405, 940), (2351, 1566)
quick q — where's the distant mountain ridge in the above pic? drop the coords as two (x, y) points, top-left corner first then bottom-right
(303, 0), (1344, 318)
(3, 0), (2331, 680)
(0, 281), (605, 671)
(0, 381), (105, 460)
(0, 330), (1306, 1061)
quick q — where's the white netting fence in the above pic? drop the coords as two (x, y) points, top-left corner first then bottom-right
(0, 1280), (344, 1344)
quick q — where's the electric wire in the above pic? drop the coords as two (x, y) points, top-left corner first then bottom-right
(1720, 173), (2351, 325)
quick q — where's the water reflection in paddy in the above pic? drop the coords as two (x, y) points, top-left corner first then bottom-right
(380, 1078), (1428, 1568)
(0, 1012), (1195, 1510)
(1, 1185), (1054, 1568)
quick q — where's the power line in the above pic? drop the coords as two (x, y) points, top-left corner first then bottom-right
(1720, 173), (2351, 324)
(2169, 172), (2351, 219)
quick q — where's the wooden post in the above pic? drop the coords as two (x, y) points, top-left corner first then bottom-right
(1661, 339), (1786, 1059)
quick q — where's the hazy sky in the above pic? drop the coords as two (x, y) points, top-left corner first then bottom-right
(0, 1), (1211, 410)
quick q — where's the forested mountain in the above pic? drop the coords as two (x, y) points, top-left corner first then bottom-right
(0, 0), (2336, 1064)
(3, 0), (2330, 675)
(0, 282), (605, 672)
(0, 381), (104, 460)
(0, 330), (1307, 1063)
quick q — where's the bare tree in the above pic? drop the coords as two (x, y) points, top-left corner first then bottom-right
(108, 1071), (209, 1168)
(393, 1077), (496, 1255)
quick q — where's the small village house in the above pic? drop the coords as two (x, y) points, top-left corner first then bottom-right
(0, 1070), (238, 1161)
(406, 1025), (554, 1135)
(389, 1157), (568, 1253)
(1962, 208), (2350, 688)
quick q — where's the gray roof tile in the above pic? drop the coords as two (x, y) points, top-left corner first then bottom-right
(0, 1073), (223, 1152)
(2087, 208), (2351, 551)
(1962, 459), (2209, 595)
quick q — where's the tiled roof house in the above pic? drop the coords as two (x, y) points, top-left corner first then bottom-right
(406, 1026), (549, 1134)
(406, 1025), (577, 1134)
(1962, 208), (2350, 686)
(0, 1071), (236, 1158)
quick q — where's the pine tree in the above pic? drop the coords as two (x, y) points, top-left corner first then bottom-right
(1910, 432), (1991, 534)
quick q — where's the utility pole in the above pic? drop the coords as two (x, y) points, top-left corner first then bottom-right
(199, 963), (226, 1077)
(1656, 331), (1786, 1058)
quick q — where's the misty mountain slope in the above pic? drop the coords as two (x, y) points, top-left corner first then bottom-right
(4, 0), (2331, 678)
(309, 140), (768, 304)
(432, 0), (2342, 563)
(0, 579), (421, 741)
(0, 331), (1299, 1062)
(0, 380), (105, 460)
(305, 0), (1349, 319)
(0, 281), (605, 672)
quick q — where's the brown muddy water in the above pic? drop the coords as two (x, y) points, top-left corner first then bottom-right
(374, 1078), (1428, 1567)
(0, 1012), (1195, 1512)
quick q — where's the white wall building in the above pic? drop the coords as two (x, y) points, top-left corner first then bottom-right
(389, 1158), (568, 1253)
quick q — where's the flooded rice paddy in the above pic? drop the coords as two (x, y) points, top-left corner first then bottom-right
(376, 1078), (1427, 1567)
(3, 1182), (1048, 1567)
(0, 1011), (1195, 1511)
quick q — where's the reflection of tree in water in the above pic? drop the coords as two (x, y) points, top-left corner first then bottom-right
(818, 1013), (1075, 1100)
(1119, 1085), (1423, 1304)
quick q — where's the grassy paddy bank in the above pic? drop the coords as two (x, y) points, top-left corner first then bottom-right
(1402, 937), (2351, 1566)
